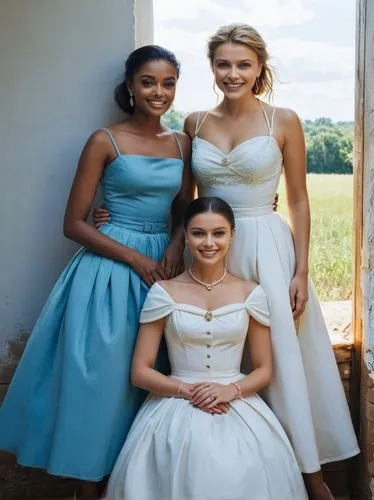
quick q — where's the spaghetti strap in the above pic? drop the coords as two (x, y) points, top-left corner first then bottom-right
(102, 128), (121, 157)
(172, 131), (184, 161)
(258, 100), (272, 136)
(194, 112), (201, 136)
(270, 108), (276, 136)
(195, 111), (211, 137)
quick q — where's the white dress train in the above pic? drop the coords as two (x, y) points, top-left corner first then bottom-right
(105, 283), (308, 500)
(191, 102), (359, 472)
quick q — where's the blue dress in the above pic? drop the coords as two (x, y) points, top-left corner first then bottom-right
(0, 129), (184, 480)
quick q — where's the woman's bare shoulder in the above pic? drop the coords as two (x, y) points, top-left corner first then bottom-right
(225, 273), (259, 299)
(259, 100), (298, 120)
(184, 111), (211, 137)
(273, 106), (301, 125)
(157, 272), (189, 291)
(79, 128), (115, 159)
(172, 130), (192, 157)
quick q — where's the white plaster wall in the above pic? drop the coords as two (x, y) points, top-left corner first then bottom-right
(135, 0), (154, 46)
(0, 0), (137, 352)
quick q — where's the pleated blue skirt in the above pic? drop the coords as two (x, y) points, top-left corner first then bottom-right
(0, 223), (169, 480)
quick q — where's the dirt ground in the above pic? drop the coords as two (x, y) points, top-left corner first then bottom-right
(320, 300), (352, 344)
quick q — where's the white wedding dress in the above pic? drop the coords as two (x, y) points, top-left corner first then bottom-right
(105, 283), (308, 500)
(191, 102), (359, 473)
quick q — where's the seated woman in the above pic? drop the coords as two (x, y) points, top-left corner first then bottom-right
(105, 197), (307, 500)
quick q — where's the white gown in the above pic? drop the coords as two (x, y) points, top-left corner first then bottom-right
(105, 283), (308, 500)
(191, 103), (360, 473)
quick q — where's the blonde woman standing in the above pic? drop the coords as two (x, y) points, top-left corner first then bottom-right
(183, 24), (359, 500)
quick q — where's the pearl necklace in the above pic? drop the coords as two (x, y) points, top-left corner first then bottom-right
(188, 268), (227, 291)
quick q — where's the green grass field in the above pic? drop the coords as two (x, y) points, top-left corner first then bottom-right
(278, 174), (353, 301)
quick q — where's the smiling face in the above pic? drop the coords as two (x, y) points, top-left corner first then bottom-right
(129, 59), (178, 117)
(212, 42), (262, 100)
(185, 211), (233, 266)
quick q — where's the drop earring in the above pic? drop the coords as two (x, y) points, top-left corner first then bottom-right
(129, 90), (134, 107)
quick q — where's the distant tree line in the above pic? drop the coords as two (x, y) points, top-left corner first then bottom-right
(162, 110), (354, 174)
(162, 109), (186, 131)
(303, 118), (353, 174)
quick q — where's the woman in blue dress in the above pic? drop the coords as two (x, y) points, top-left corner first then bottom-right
(0, 45), (193, 498)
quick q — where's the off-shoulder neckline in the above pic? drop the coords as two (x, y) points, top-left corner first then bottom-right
(154, 282), (262, 315)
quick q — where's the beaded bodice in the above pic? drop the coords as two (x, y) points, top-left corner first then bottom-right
(191, 104), (283, 215)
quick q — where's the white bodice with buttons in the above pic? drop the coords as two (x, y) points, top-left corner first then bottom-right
(108, 283), (309, 500)
(140, 283), (270, 380)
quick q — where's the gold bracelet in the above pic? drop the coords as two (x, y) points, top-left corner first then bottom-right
(177, 382), (184, 397)
(232, 382), (242, 399)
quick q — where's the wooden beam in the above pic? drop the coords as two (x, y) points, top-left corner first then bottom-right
(352, 0), (365, 418)
(352, 0), (366, 496)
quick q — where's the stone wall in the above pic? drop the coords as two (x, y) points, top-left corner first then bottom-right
(361, 365), (374, 498)
(323, 340), (356, 498)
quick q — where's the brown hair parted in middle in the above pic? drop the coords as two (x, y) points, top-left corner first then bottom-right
(207, 23), (274, 97)
(183, 197), (235, 232)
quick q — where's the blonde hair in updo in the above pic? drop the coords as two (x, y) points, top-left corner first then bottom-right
(207, 23), (274, 97)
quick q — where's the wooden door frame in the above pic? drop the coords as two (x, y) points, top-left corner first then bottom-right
(352, 0), (369, 496)
(352, 0), (364, 425)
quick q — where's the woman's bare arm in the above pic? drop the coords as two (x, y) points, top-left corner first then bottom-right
(235, 318), (273, 396)
(161, 131), (195, 277)
(280, 109), (310, 317)
(63, 130), (139, 265)
(170, 132), (195, 234)
(131, 318), (191, 398)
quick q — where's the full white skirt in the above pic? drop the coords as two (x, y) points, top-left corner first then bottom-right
(227, 212), (359, 472)
(105, 382), (308, 500)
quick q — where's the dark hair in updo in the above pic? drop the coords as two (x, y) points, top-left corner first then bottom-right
(114, 45), (180, 115)
(183, 197), (236, 231)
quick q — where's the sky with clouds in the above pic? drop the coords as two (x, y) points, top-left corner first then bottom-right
(154, 0), (355, 121)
